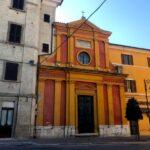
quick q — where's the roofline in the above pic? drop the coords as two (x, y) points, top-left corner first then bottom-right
(53, 21), (111, 36)
(51, 0), (63, 6)
(110, 43), (150, 51)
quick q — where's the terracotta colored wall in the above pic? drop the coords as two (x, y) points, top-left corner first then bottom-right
(40, 53), (56, 65)
(99, 41), (106, 68)
(103, 84), (109, 125)
(60, 81), (66, 125)
(61, 35), (68, 64)
(43, 80), (55, 126)
(112, 85), (122, 125)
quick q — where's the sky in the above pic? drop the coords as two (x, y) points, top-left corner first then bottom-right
(56, 0), (150, 49)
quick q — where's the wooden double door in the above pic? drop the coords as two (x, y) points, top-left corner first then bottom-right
(78, 95), (95, 133)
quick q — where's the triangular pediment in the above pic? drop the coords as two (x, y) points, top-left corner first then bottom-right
(68, 18), (111, 36)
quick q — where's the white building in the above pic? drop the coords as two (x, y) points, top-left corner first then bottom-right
(0, 0), (63, 138)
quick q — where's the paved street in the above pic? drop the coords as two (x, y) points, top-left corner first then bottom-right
(1, 137), (150, 150)
(1, 142), (150, 150)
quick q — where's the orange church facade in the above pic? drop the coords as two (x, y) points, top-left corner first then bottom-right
(36, 19), (130, 137)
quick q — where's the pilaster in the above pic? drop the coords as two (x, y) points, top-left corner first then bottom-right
(56, 34), (61, 64)
(105, 41), (110, 69)
(37, 81), (45, 126)
(68, 29), (74, 65)
(66, 79), (75, 126)
(54, 80), (61, 126)
(95, 40), (100, 70)
(120, 85), (127, 125)
(69, 81), (75, 126)
(107, 85), (114, 125)
(97, 83), (105, 125)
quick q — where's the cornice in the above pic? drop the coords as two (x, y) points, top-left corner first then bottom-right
(39, 65), (127, 77)
(42, 0), (63, 7)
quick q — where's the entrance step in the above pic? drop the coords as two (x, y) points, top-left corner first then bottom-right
(74, 133), (98, 137)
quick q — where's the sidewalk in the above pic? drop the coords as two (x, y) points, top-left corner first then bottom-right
(32, 136), (150, 145)
(0, 136), (150, 145)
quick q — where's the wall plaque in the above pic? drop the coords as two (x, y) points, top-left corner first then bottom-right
(76, 39), (92, 49)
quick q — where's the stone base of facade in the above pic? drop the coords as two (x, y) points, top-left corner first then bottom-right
(36, 125), (130, 138)
(36, 126), (64, 138)
(36, 126), (76, 138)
(64, 126), (76, 137)
(99, 125), (130, 137)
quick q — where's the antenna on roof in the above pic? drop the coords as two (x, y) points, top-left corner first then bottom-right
(81, 11), (86, 19)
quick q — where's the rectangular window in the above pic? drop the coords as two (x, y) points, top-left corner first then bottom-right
(121, 54), (133, 65)
(44, 14), (50, 23)
(12, 0), (24, 10)
(125, 80), (137, 93)
(42, 43), (49, 53)
(147, 57), (150, 67)
(9, 24), (22, 44)
(4, 62), (19, 81)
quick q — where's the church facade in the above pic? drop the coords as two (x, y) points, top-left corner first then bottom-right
(37, 19), (130, 137)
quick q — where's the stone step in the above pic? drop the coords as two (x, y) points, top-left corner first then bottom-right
(74, 133), (99, 137)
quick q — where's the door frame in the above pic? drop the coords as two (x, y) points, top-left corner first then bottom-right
(75, 90), (98, 134)
(0, 107), (14, 138)
(0, 100), (16, 138)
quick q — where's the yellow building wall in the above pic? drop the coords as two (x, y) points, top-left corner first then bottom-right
(109, 45), (150, 135)
(37, 20), (129, 137)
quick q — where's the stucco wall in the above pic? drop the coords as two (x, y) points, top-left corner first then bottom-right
(0, 0), (61, 138)
(109, 44), (150, 135)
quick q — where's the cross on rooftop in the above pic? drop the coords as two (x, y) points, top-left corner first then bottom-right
(81, 11), (86, 19)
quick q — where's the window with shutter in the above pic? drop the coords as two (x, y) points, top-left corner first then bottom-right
(9, 24), (22, 44)
(125, 80), (137, 93)
(12, 0), (24, 10)
(147, 57), (150, 67)
(121, 54), (125, 64)
(131, 80), (137, 92)
(129, 55), (133, 65)
(4, 62), (19, 81)
(121, 54), (133, 65)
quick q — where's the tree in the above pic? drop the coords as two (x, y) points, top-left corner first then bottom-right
(125, 97), (143, 140)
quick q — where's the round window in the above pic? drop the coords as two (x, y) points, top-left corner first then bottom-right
(78, 52), (90, 65)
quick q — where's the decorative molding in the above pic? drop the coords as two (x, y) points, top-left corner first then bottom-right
(112, 62), (150, 70)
